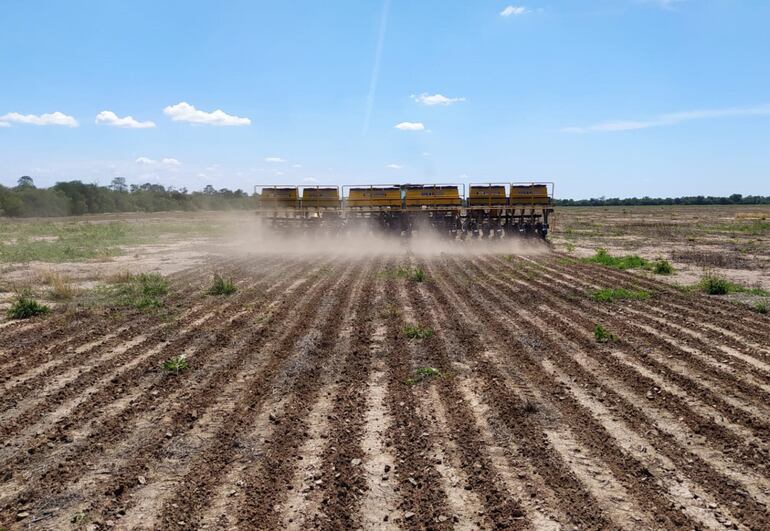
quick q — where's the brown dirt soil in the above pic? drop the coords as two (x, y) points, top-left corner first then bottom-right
(2, 249), (770, 530)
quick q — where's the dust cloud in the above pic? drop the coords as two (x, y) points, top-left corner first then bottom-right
(219, 216), (551, 257)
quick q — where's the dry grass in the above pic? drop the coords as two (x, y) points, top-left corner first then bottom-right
(106, 269), (134, 284)
(38, 270), (79, 300)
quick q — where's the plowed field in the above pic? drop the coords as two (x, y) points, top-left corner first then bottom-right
(2, 253), (770, 530)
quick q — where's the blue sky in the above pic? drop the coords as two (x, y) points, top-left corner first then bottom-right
(1, 0), (769, 198)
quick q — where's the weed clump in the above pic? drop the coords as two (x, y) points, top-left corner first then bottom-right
(587, 248), (649, 270)
(592, 288), (650, 303)
(406, 366), (442, 385)
(163, 354), (189, 373)
(652, 259), (674, 275)
(753, 302), (768, 314)
(107, 272), (169, 309)
(693, 273), (769, 297)
(208, 274), (237, 296)
(404, 324), (434, 340)
(7, 290), (51, 319)
(594, 324), (616, 343)
(698, 274), (733, 295)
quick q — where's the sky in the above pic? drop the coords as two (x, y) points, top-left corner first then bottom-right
(1, 0), (769, 199)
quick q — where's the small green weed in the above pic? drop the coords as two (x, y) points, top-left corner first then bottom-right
(594, 324), (616, 343)
(163, 354), (189, 373)
(208, 274), (237, 296)
(652, 259), (674, 275)
(406, 366), (442, 384)
(753, 302), (768, 314)
(7, 290), (51, 319)
(404, 324), (434, 340)
(565, 242), (575, 253)
(592, 288), (650, 303)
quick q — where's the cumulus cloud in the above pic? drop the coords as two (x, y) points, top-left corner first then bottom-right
(264, 156), (286, 163)
(95, 111), (156, 129)
(386, 164), (403, 169)
(135, 157), (181, 166)
(0, 111), (78, 127)
(411, 93), (465, 106)
(394, 121), (425, 131)
(500, 5), (528, 16)
(163, 101), (251, 126)
(562, 104), (770, 133)
(0, 121), (9, 127)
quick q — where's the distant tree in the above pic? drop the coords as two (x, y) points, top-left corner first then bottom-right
(203, 184), (216, 195)
(17, 175), (35, 188)
(110, 177), (128, 192)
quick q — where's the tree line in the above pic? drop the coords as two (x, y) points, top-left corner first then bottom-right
(0, 176), (256, 217)
(2, 176), (769, 217)
(554, 194), (770, 206)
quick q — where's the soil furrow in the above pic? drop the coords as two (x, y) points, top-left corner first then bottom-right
(0, 257), (325, 524)
(404, 259), (529, 528)
(459, 256), (770, 529)
(233, 259), (372, 529)
(306, 258), (383, 529)
(377, 274), (453, 528)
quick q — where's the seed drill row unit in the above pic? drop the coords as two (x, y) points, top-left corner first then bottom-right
(254, 183), (554, 239)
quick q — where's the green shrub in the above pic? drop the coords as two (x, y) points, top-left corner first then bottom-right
(754, 302), (768, 314)
(208, 274), (237, 296)
(7, 291), (51, 319)
(652, 259), (674, 275)
(404, 324), (434, 339)
(592, 288), (650, 303)
(594, 324), (616, 343)
(698, 274), (733, 295)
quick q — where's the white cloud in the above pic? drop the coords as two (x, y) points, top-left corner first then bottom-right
(0, 111), (78, 127)
(135, 157), (181, 166)
(411, 93), (465, 106)
(292, 164), (302, 168)
(0, 122), (9, 127)
(500, 5), (528, 16)
(394, 121), (425, 131)
(303, 177), (319, 183)
(95, 111), (155, 129)
(163, 101), (251, 126)
(386, 164), (403, 169)
(562, 104), (770, 133)
(264, 156), (286, 163)
(274, 171), (284, 176)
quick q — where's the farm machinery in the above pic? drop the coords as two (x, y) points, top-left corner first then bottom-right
(254, 182), (554, 239)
